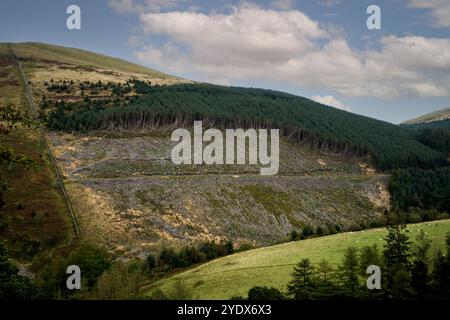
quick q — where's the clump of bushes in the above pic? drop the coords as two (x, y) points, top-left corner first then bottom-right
(145, 240), (236, 272)
(290, 224), (327, 241)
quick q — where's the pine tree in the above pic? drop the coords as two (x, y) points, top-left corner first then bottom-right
(383, 225), (413, 299)
(340, 247), (360, 297)
(287, 258), (316, 299)
(359, 244), (381, 277)
(431, 233), (450, 299)
(317, 259), (334, 286)
(314, 259), (337, 299)
(411, 230), (431, 299)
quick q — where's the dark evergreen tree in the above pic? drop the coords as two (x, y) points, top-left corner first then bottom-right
(145, 254), (156, 270)
(340, 247), (360, 297)
(431, 233), (450, 299)
(300, 225), (314, 239)
(224, 240), (234, 255)
(287, 258), (316, 299)
(411, 230), (432, 299)
(383, 225), (413, 299)
(290, 229), (299, 241)
(359, 244), (381, 277)
(314, 259), (337, 299)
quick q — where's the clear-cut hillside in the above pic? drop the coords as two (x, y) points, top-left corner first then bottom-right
(48, 131), (389, 256)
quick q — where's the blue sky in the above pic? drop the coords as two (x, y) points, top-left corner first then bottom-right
(0, 0), (449, 123)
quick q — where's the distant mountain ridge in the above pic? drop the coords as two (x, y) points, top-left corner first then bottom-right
(403, 107), (450, 125)
(11, 42), (173, 78)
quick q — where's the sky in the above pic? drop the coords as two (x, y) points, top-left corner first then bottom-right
(0, 0), (449, 124)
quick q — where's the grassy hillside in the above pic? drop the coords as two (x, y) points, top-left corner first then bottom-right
(6, 42), (188, 110)
(148, 219), (450, 299)
(11, 42), (170, 78)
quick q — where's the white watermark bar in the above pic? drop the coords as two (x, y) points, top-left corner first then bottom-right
(171, 121), (280, 176)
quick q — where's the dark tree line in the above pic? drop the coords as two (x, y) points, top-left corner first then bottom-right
(404, 119), (450, 131)
(43, 78), (153, 96)
(387, 126), (450, 213)
(389, 168), (450, 212)
(415, 127), (450, 155)
(145, 240), (235, 271)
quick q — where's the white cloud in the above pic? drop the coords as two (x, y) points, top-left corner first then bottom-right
(363, 36), (450, 97)
(137, 3), (328, 78)
(271, 0), (294, 10)
(311, 95), (351, 111)
(135, 42), (189, 73)
(133, 4), (450, 99)
(407, 0), (450, 27)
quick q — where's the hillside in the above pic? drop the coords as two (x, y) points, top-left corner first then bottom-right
(148, 219), (450, 299)
(46, 83), (447, 170)
(1, 42), (447, 259)
(399, 107), (450, 157)
(13, 42), (176, 80)
(403, 107), (450, 125)
(0, 43), (73, 261)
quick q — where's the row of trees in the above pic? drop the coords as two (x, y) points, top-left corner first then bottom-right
(246, 226), (450, 300)
(43, 78), (154, 96)
(289, 224), (343, 241)
(145, 241), (235, 271)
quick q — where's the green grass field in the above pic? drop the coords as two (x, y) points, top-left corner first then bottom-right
(148, 219), (450, 299)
